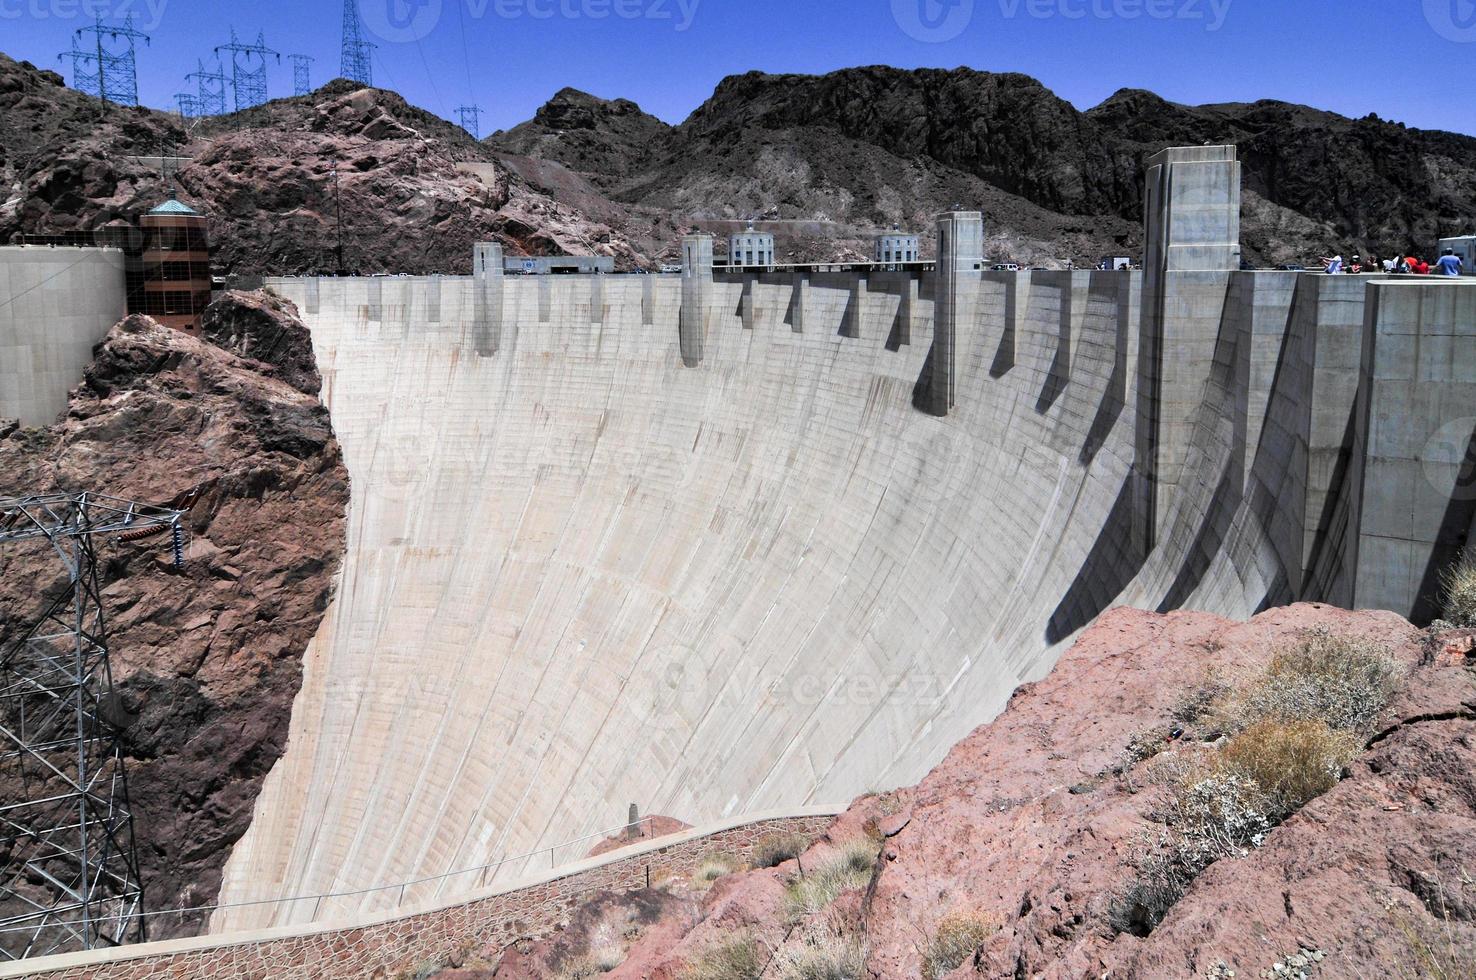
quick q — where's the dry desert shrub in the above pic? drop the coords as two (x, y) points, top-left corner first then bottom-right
(679, 934), (766, 980)
(1215, 719), (1360, 817)
(920, 910), (996, 980)
(771, 929), (867, 980)
(1441, 558), (1476, 628)
(783, 839), (878, 921)
(1229, 628), (1402, 735)
(551, 921), (628, 979)
(694, 851), (742, 887)
(1114, 655), (1385, 940)
(752, 831), (811, 868)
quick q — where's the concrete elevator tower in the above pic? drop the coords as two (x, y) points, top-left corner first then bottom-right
(929, 211), (985, 417)
(1137, 146), (1242, 544)
(680, 233), (714, 367)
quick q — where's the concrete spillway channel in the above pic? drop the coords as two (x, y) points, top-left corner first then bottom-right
(208, 149), (1476, 930)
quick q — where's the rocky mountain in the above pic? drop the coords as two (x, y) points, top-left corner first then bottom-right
(0, 291), (348, 943)
(5, 49), (1474, 272)
(491, 66), (1476, 267)
(0, 52), (668, 274)
(430, 604), (1476, 979)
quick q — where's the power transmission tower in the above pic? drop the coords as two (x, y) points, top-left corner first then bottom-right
(457, 105), (483, 140)
(340, 0), (375, 86)
(214, 29), (280, 112)
(289, 54), (315, 96)
(174, 92), (199, 118)
(186, 58), (228, 117)
(0, 491), (192, 961)
(56, 37), (99, 101)
(73, 16), (151, 106)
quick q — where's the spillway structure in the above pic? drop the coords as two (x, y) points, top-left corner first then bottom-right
(11, 146), (1470, 941)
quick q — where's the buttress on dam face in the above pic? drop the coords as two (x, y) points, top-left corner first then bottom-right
(8, 147), (1470, 940)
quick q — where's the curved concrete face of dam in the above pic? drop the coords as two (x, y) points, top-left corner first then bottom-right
(211, 159), (1476, 930)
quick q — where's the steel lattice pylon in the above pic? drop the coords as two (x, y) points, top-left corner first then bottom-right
(0, 492), (189, 961)
(341, 0), (375, 86)
(215, 29), (280, 112)
(186, 58), (229, 117)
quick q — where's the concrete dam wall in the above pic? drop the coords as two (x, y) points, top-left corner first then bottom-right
(0, 246), (126, 426)
(207, 148), (1476, 930)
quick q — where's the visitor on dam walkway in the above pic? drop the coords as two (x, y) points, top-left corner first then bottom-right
(1436, 249), (1465, 276)
(1405, 255), (1430, 275)
(1320, 253), (1344, 274)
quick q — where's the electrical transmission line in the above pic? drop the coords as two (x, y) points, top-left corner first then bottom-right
(56, 37), (99, 102)
(341, 0), (375, 86)
(70, 16), (151, 106)
(0, 490), (197, 961)
(214, 29), (280, 112)
(289, 54), (315, 97)
(186, 58), (228, 117)
(457, 105), (483, 140)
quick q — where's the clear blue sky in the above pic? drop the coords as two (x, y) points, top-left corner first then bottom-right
(4, 0), (1474, 136)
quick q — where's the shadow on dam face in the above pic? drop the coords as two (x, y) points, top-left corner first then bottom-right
(207, 269), (1476, 930)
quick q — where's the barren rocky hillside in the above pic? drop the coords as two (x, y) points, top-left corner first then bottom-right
(429, 605), (1476, 979)
(6, 50), (1473, 272)
(0, 52), (666, 274)
(0, 291), (348, 941)
(493, 66), (1476, 267)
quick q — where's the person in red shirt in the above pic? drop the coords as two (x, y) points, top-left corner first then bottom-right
(1407, 256), (1430, 275)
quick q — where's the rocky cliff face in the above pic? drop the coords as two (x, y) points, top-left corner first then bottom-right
(439, 605), (1475, 979)
(493, 67), (1476, 267)
(0, 53), (658, 273)
(7, 48), (1474, 273)
(0, 292), (348, 940)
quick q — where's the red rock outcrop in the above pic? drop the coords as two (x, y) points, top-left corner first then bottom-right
(0, 293), (348, 942)
(464, 605), (1475, 979)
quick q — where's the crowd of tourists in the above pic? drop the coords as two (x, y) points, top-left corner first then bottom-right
(1317, 249), (1465, 276)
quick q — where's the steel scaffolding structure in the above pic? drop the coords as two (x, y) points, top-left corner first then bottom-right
(0, 492), (187, 961)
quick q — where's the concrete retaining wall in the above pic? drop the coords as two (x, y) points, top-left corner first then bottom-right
(0, 246), (126, 425)
(2, 811), (837, 980)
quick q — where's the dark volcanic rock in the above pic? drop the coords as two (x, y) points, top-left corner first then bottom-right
(0, 52), (650, 273)
(201, 289), (323, 396)
(494, 66), (1476, 268)
(0, 293), (349, 942)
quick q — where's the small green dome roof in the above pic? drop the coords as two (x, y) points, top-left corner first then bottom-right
(148, 198), (200, 216)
